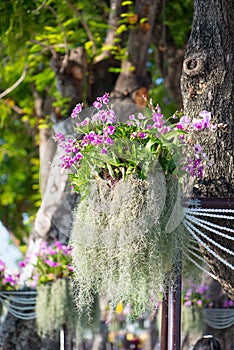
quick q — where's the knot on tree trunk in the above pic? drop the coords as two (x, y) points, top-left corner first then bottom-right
(183, 56), (204, 76)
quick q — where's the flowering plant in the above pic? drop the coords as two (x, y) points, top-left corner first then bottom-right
(55, 94), (217, 317)
(0, 259), (19, 290)
(24, 241), (74, 287)
(54, 93), (215, 195)
(183, 281), (234, 309)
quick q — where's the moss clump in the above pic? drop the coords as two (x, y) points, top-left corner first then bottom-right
(36, 278), (77, 338)
(71, 173), (201, 317)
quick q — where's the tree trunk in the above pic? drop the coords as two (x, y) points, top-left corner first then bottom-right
(181, 0), (234, 348)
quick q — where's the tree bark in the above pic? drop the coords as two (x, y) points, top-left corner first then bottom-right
(181, 0), (234, 348)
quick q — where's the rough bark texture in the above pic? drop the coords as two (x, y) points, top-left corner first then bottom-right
(181, 0), (234, 347)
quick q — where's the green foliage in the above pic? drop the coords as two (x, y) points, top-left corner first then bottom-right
(0, 0), (109, 238)
(165, 0), (193, 47)
(0, 112), (40, 240)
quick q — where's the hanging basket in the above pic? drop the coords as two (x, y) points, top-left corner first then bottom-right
(71, 172), (197, 317)
(203, 308), (234, 329)
(36, 278), (77, 338)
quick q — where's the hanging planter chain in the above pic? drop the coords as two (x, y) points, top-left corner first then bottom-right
(0, 290), (37, 320)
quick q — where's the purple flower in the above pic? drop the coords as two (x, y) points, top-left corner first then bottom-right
(81, 118), (89, 126)
(137, 113), (145, 120)
(106, 125), (115, 135)
(199, 110), (211, 128)
(93, 101), (102, 109)
(61, 155), (74, 169)
(30, 274), (39, 288)
(194, 144), (202, 153)
(105, 137), (114, 145)
(196, 300), (203, 307)
(67, 265), (74, 271)
(138, 132), (146, 139)
(176, 116), (190, 130)
(196, 285), (208, 294)
(55, 241), (63, 251)
(62, 246), (72, 255)
(54, 133), (65, 142)
(152, 113), (165, 129)
(40, 241), (48, 253)
(184, 300), (192, 307)
(193, 119), (203, 130)
(44, 259), (60, 267)
(102, 93), (109, 104)
(47, 246), (57, 255)
(101, 148), (108, 154)
(3, 273), (17, 286)
(71, 103), (83, 118)
(97, 93), (109, 105)
(223, 300), (234, 308)
(74, 152), (83, 161)
(19, 261), (26, 268)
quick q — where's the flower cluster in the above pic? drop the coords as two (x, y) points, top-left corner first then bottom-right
(176, 111), (215, 177)
(0, 259), (19, 290)
(54, 93), (216, 194)
(26, 241), (74, 287)
(183, 281), (234, 309)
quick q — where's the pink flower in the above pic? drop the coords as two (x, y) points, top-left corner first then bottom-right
(30, 274), (39, 288)
(93, 101), (102, 109)
(3, 273), (17, 286)
(55, 241), (63, 250)
(199, 110), (211, 128)
(184, 300), (192, 307)
(19, 261), (26, 268)
(101, 148), (108, 154)
(105, 137), (114, 145)
(62, 246), (72, 255)
(194, 144), (202, 153)
(71, 103), (83, 118)
(176, 116), (190, 130)
(67, 265), (74, 271)
(47, 246), (57, 255)
(44, 259), (60, 267)
(137, 113), (145, 120)
(54, 133), (65, 142)
(138, 132), (146, 139)
(106, 125), (115, 135)
(193, 119), (203, 130)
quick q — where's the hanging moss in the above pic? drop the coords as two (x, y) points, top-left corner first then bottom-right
(36, 278), (78, 338)
(71, 173), (202, 318)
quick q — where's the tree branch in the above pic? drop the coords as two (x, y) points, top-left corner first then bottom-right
(65, 0), (97, 55)
(94, 0), (122, 63)
(0, 64), (28, 99)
